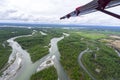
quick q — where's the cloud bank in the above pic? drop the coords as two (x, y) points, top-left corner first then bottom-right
(0, 0), (120, 26)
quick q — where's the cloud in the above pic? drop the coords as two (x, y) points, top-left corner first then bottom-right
(0, 0), (120, 26)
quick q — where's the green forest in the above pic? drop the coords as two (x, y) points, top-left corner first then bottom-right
(0, 27), (32, 75)
(0, 27), (120, 80)
(30, 67), (57, 80)
(15, 28), (63, 62)
(58, 30), (120, 80)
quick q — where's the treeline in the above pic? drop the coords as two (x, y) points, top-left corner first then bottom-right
(16, 33), (51, 62)
(16, 28), (64, 62)
(82, 42), (120, 80)
(30, 67), (57, 80)
(0, 27), (32, 41)
(0, 27), (32, 76)
(58, 33), (92, 80)
(58, 30), (120, 80)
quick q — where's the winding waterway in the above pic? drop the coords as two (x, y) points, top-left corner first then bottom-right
(78, 48), (96, 80)
(0, 33), (69, 80)
(49, 37), (70, 80)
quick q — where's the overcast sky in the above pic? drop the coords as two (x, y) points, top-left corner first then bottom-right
(0, 0), (120, 26)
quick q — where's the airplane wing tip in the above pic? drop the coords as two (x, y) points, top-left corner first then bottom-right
(60, 16), (66, 20)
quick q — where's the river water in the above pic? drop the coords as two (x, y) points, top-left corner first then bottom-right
(78, 48), (96, 80)
(49, 37), (70, 80)
(0, 34), (69, 80)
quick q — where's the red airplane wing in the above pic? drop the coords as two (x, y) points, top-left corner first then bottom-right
(60, 0), (120, 20)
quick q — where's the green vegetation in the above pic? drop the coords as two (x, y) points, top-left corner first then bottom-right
(76, 29), (120, 36)
(16, 28), (63, 62)
(58, 33), (91, 80)
(15, 28), (64, 79)
(1, 27), (120, 80)
(0, 42), (11, 75)
(0, 27), (32, 75)
(58, 30), (120, 80)
(16, 33), (51, 62)
(30, 66), (57, 80)
(82, 43), (120, 80)
(76, 32), (107, 39)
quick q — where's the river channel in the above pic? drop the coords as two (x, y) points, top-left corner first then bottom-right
(0, 33), (69, 80)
